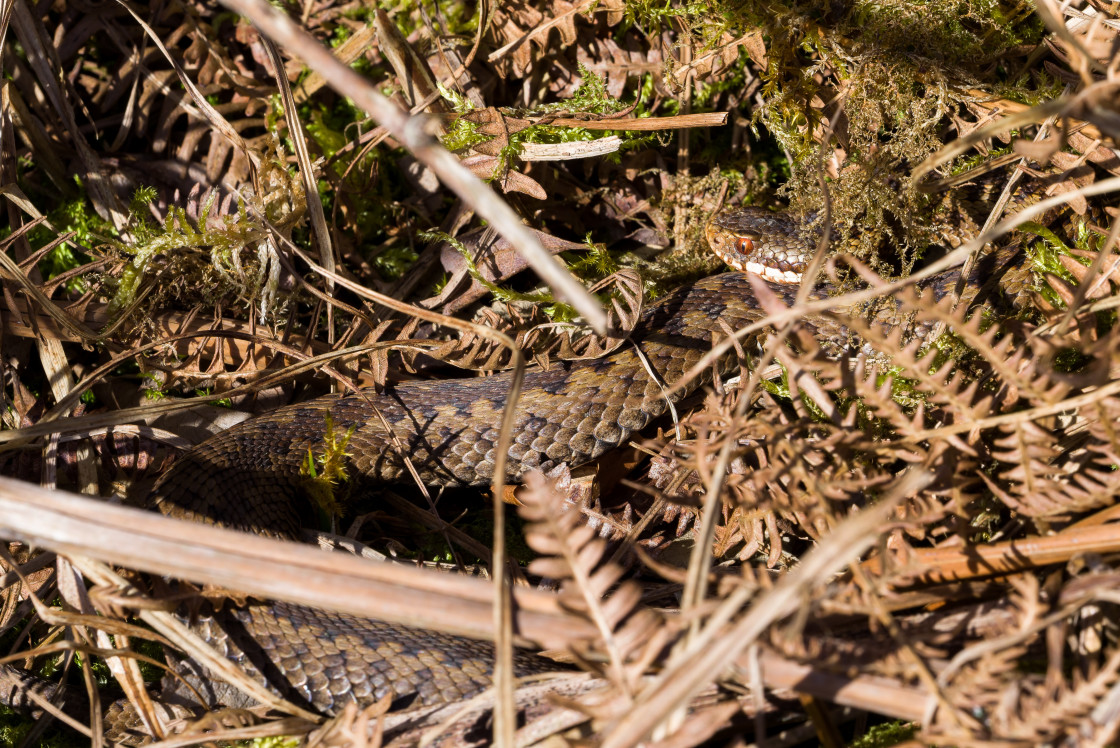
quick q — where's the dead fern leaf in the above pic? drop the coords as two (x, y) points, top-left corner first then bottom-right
(519, 470), (669, 698)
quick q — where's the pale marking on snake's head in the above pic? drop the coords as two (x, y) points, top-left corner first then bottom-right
(706, 206), (812, 285)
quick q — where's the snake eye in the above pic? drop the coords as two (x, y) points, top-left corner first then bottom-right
(737, 236), (754, 255)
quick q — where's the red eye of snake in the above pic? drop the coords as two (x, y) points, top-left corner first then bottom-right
(737, 236), (754, 255)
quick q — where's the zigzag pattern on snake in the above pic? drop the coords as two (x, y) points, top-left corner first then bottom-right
(1, 176), (1080, 736)
(145, 184), (1049, 717)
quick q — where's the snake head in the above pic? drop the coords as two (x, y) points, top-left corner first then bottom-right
(706, 206), (814, 284)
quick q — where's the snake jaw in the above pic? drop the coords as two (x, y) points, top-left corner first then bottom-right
(707, 208), (810, 285)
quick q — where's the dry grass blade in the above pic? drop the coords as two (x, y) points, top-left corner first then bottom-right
(4, 0), (1120, 744)
(258, 35), (335, 304)
(537, 112), (727, 130)
(868, 522), (1120, 584)
(0, 476), (595, 649)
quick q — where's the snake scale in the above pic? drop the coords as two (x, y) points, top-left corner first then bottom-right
(3, 177), (1073, 736)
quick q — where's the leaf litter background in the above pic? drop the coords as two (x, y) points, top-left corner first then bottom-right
(1, 0), (1120, 745)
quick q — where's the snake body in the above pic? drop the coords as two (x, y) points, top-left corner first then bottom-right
(148, 270), (806, 714)
(0, 183), (1059, 731)
(147, 198), (1043, 715)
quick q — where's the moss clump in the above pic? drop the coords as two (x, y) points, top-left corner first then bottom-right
(848, 720), (916, 748)
(300, 414), (358, 522)
(0, 705), (81, 748)
(104, 141), (305, 328)
(676, 1), (1056, 276)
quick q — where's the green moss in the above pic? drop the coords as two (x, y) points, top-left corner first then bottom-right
(621, 0), (702, 31)
(564, 236), (620, 279)
(305, 108), (353, 160)
(662, 0), (1061, 276)
(1021, 217), (1096, 309)
(0, 187), (113, 293)
(247, 737), (301, 748)
(372, 245), (419, 281)
(849, 720), (916, 748)
(541, 63), (629, 116)
(283, 88), (417, 281)
(193, 387), (233, 408)
(441, 114), (494, 153)
(0, 705), (81, 748)
(300, 414), (358, 523)
(105, 142), (305, 325)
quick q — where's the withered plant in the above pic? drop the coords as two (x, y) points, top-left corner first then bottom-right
(0, 0), (1119, 746)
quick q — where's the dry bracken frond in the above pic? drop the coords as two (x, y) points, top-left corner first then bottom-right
(519, 471), (671, 700)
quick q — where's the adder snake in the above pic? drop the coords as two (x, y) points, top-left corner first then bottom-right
(143, 177), (1059, 716)
(4, 175), (1078, 732)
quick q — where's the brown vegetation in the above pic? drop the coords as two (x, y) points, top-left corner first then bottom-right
(1, 0), (1120, 746)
